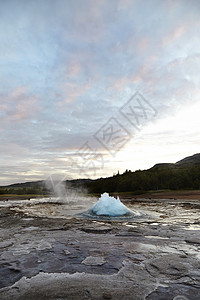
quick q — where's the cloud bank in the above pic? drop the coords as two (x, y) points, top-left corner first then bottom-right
(0, 0), (200, 184)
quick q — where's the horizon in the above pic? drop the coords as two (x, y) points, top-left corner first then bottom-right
(2, 151), (200, 187)
(1, 0), (200, 185)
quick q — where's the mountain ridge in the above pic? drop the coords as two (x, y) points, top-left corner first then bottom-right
(150, 153), (200, 170)
(1, 153), (200, 193)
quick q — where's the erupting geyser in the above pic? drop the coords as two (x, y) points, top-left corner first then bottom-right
(91, 192), (140, 217)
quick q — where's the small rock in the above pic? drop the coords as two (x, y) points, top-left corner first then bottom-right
(173, 296), (189, 300)
(185, 237), (200, 244)
(0, 241), (13, 249)
(82, 256), (106, 266)
(103, 291), (112, 299)
(179, 254), (187, 258)
(80, 226), (112, 234)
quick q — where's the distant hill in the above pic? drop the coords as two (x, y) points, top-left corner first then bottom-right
(4, 180), (44, 188)
(150, 163), (175, 170)
(150, 153), (200, 170)
(85, 153), (200, 193)
(175, 153), (200, 166)
(1, 153), (200, 194)
(0, 178), (93, 196)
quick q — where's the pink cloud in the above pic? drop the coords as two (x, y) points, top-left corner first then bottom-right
(117, 0), (135, 10)
(166, 0), (185, 15)
(67, 61), (81, 77)
(58, 78), (94, 107)
(110, 77), (131, 91)
(109, 55), (158, 91)
(0, 87), (40, 127)
(168, 53), (200, 70)
(137, 36), (150, 53)
(10, 86), (27, 98)
(62, 60), (82, 78)
(72, 0), (106, 43)
(13, 97), (39, 121)
(162, 25), (186, 47)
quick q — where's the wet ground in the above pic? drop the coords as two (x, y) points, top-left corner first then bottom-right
(0, 196), (200, 299)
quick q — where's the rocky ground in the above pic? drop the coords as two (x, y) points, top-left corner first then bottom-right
(0, 196), (200, 300)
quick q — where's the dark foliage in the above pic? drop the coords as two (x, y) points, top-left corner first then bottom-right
(1, 154), (200, 195)
(85, 165), (200, 193)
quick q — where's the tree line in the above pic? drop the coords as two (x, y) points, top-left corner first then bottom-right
(0, 186), (48, 195)
(85, 165), (200, 193)
(0, 164), (200, 195)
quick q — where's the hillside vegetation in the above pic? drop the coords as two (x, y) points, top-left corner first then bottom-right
(86, 153), (200, 193)
(0, 153), (200, 196)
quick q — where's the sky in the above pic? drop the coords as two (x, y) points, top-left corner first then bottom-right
(0, 0), (200, 185)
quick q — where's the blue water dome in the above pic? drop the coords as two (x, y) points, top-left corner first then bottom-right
(91, 192), (141, 217)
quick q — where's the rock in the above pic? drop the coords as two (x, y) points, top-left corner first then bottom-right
(80, 225), (112, 234)
(103, 291), (112, 299)
(0, 197), (200, 299)
(81, 256), (106, 266)
(173, 296), (189, 300)
(146, 254), (188, 278)
(185, 236), (200, 244)
(0, 241), (13, 249)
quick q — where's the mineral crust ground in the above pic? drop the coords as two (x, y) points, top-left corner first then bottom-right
(0, 196), (200, 300)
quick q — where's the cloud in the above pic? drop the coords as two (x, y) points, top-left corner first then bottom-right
(109, 77), (131, 92)
(0, 87), (40, 127)
(67, 61), (81, 77)
(72, 0), (106, 43)
(162, 24), (186, 46)
(1, 0), (200, 184)
(57, 78), (94, 107)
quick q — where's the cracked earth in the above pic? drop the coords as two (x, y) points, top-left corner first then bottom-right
(0, 196), (200, 299)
